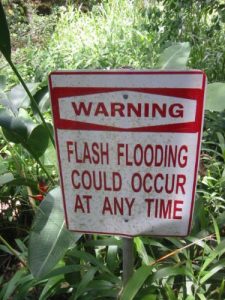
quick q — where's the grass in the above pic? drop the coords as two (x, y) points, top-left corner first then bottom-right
(1, 1), (225, 85)
(34, 1), (159, 78)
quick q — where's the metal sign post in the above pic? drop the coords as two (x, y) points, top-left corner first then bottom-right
(123, 237), (134, 285)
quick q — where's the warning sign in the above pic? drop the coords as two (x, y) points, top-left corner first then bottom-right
(49, 70), (206, 237)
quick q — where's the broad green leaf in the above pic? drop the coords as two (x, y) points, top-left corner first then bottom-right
(15, 239), (27, 255)
(186, 296), (195, 300)
(219, 280), (225, 299)
(199, 252), (218, 274)
(0, 2), (11, 61)
(120, 265), (153, 300)
(165, 283), (177, 300)
(200, 258), (225, 284)
(32, 85), (50, 115)
(0, 108), (28, 143)
(28, 187), (81, 279)
(0, 107), (49, 157)
(0, 91), (18, 116)
(0, 75), (6, 89)
(197, 294), (207, 300)
(0, 244), (15, 255)
(26, 124), (49, 158)
(0, 157), (9, 175)
(18, 108), (33, 122)
(7, 83), (40, 110)
(0, 89), (6, 103)
(210, 238), (225, 257)
(2, 125), (26, 144)
(106, 245), (119, 272)
(134, 237), (151, 265)
(39, 92), (50, 112)
(0, 172), (14, 186)
(41, 138), (57, 166)
(42, 264), (83, 280)
(151, 266), (192, 281)
(87, 279), (115, 290)
(200, 239), (225, 273)
(157, 42), (190, 69)
(205, 82), (225, 111)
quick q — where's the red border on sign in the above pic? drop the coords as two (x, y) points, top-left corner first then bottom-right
(49, 70), (207, 237)
(50, 70), (205, 75)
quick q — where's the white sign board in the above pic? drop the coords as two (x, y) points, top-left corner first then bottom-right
(49, 70), (206, 237)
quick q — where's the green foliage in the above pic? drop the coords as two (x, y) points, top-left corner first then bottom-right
(0, 0), (225, 299)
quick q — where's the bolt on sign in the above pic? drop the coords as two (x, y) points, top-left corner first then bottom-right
(49, 70), (207, 237)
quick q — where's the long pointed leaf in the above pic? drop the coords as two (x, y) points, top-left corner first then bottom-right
(120, 265), (154, 300)
(200, 239), (225, 273)
(28, 187), (81, 279)
(1, 269), (26, 300)
(134, 237), (151, 265)
(74, 267), (97, 299)
(0, 2), (11, 61)
(158, 42), (190, 69)
(7, 83), (40, 110)
(200, 258), (225, 284)
(151, 266), (192, 281)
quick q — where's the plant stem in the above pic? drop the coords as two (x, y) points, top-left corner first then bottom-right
(123, 238), (134, 286)
(3, 131), (54, 187)
(26, 145), (54, 185)
(27, 186), (36, 211)
(0, 234), (27, 268)
(7, 59), (55, 147)
(150, 233), (215, 266)
(35, 155), (55, 186)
